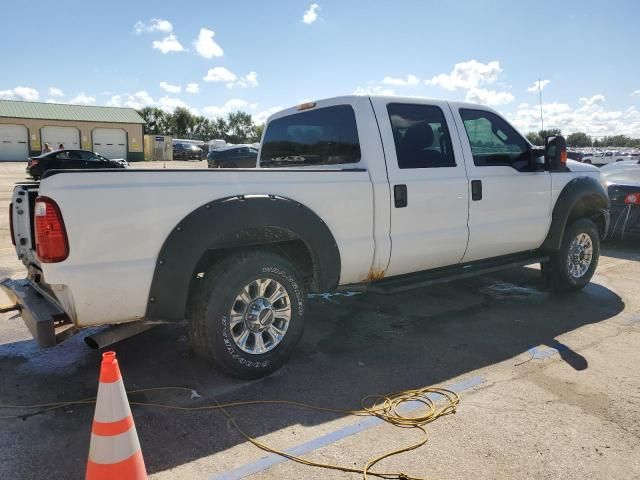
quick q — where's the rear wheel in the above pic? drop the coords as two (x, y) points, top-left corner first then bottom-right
(542, 218), (600, 292)
(188, 250), (306, 378)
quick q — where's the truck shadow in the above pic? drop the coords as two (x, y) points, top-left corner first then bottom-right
(0, 266), (625, 479)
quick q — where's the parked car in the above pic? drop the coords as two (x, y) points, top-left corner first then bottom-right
(207, 145), (258, 168)
(27, 149), (126, 180)
(567, 151), (590, 163)
(4, 95), (609, 379)
(583, 150), (628, 167)
(173, 143), (203, 161)
(601, 162), (640, 238)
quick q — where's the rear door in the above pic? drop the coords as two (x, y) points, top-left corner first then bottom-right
(370, 98), (470, 276)
(451, 105), (552, 261)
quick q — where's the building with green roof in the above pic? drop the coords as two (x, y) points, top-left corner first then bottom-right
(0, 100), (145, 161)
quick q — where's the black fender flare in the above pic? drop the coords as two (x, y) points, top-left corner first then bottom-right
(541, 176), (609, 251)
(145, 195), (341, 322)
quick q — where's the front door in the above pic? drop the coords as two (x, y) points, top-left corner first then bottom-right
(451, 105), (552, 262)
(370, 98), (470, 277)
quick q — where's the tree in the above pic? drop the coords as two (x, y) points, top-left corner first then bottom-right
(137, 107), (169, 135)
(538, 128), (562, 139)
(253, 123), (265, 143)
(526, 132), (543, 146)
(526, 129), (562, 146)
(226, 111), (257, 144)
(170, 107), (196, 138)
(566, 132), (592, 148)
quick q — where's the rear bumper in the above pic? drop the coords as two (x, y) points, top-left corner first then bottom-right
(609, 204), (640, 238)
(0, 278), (74, 347)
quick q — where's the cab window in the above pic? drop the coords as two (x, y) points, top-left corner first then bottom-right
(387, 103), (456, 169)
(459, 109), (530, 169)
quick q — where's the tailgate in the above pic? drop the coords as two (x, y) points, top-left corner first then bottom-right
(10, 183), (40, 269)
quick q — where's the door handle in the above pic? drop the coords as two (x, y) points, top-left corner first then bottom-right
(471, 180), (482, 201)
(394, 184), (407, 208)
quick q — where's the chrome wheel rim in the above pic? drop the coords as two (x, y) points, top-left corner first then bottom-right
(229, 278), (291, 355)
(567, 232), (593, 279)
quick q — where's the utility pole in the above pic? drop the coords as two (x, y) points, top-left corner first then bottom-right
(538, 78), (544, 133)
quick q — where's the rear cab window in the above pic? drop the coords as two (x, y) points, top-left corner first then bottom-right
(260, 105), (361, 167)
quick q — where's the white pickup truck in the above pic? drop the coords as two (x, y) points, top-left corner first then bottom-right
(3, 95), (610, 378)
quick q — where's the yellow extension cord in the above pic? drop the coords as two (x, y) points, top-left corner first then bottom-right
(0, 385), (460, 480)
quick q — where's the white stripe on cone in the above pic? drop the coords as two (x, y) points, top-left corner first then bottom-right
(89, 428), (142, 464)
(94, 378), (132, 423)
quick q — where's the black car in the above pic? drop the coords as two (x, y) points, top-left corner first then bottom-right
(173, 143), (203, 161)
(602, 161), (640, 238)
(27, 150), (126, 180)
(207, 145), (258, 168)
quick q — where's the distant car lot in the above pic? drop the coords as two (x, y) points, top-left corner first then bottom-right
(0, 161), (638, 480)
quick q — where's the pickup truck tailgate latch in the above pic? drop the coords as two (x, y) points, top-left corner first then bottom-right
(394, 184), (408, 208)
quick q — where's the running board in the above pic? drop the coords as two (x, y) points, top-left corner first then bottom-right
(343, 253), (549, 295)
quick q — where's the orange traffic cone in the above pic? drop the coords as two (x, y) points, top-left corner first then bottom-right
(86, 351), (147, 480)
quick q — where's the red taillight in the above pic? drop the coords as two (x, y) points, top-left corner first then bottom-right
(624, 193), (640, 205)
(34, 196), (69, 262)
(29, 158), (39, 167)
(9, 202), (15, 246)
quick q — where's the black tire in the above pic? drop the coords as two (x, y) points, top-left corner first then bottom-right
(188, 250), (306, 379)
(542, 218), (600, 292)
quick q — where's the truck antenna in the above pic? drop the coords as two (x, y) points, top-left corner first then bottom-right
(538, 78), (544, 133)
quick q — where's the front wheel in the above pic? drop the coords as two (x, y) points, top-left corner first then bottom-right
(542, 218), (600, 292)
(188, 250), (306, 378)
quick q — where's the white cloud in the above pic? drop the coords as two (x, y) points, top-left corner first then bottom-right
(254, 106), (283, 124)
(159, 81), (181, 93)
(134, 18), (173, 34)
(70, 93), (96, 105)
(381, 75), (420, 87)
(203, 67), (237, 83)
(632, 89), (640, 97)
(526, 79), (550, 93)
(426, 60), (502, 91)
(579, 94), (605, 107)
(123, 90), (154, 109)
(203, 98), (256, 118)
(507, 95), (640, 137)
(104, 90), (196, 113)
(465, 88), (514, 106)
(0, 86), (40, 101)
(186, 83), (199, 94)
(152, 34), (185, 54)
(353, 85), (395, 96)
(48, 87), (64, 97)
(157, 95), (194, 113)
(105, 95), (122, 107)
(228, 71), (258, 89)
(302, 3), (320, 24)
(193, 28), (224, 58)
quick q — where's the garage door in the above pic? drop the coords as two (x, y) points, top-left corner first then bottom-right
(0, 124), (29, 161)
(93, 128), (127, 160)
(41, 126), (80, 150)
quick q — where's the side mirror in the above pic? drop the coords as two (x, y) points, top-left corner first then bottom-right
(545, 135), (567, 171)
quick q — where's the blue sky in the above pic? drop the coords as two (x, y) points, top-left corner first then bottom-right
(1, 0), (639, 136)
